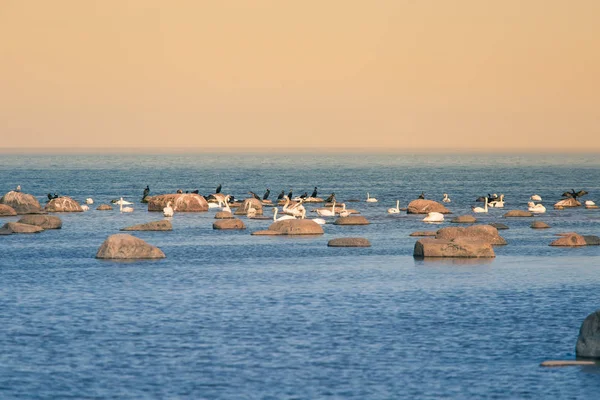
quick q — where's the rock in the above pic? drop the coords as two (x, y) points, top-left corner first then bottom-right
(435, 225), (506, 245)
(121, 220), (173, 231)
(413, 237), (495, 258)
(554, 205), (564, 210)
(0, 191), (42, 214)
(96, 204), (113, 211)
(333, 216), (370, 225)
(17, 215), (62, 229)
(451, 215), (477, 224)
(550, 233), (587, 246)
(95, 234), (165, 259)
(489, 222), (509, 230)
(407, 199), (451, 214)
(213, 219), (246, 230)
(214, 211), (234, 219)
(267, 219), (324, 235)
(234, 198), (263, 215)
(251, 230), (281, 236)
(531, 221), (551, 229)
(503, 210), (533, 218)
(540, 360), (596, 367)
(576, 310), (600, 359)
(45, 196), (83, 212)
(554, 198), (581, 208)
(328, 238), (371, 247)
(147, 194), (208, 212)
(586, 205), (599, 209)
(409, 231), (437, 237)
(584, 236), (600, 246)
(1, 222), (44, 234)
(0, 204), (17, 216)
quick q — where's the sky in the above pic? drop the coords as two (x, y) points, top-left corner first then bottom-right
(0, 0), (598, 152)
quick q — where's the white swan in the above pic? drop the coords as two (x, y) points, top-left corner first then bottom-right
(472, 197), (488, 213)
(339, 203), (351, 217)
(528, 201), (546, 213)
(119, 198), (134, 213)
(115, 198), (133, 205)
(85, 198), (94, 205)
(81, 204), (89, 211)
(222, 196), (232, 213)
(208, 202), (221, 209)
(245, 200), (257, 218)
(366, 192), (378, 203)
(387, 200), (400, 214)
(489, 194), (505, 208)
(317, 201), (336, 217)
(530, 194), (542, 202)
(163, 201), (174, 217)
(273, 207), (296, 221)
(423, 212), (444, 222)
(442, 193), (451, 203)
(300, 209), (326, 225)
(585, 200), (596, 206)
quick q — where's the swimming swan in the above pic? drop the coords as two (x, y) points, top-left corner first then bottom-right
(530, 194), (542, 202)
(85, 198), (94, 205)
(423, 212), (444, 222)
(528, 201), (546, 213)
(317, 201), (336, 217)
(387, 200), (400, 214)
(80, 204), (89, 211)
(366, 193), (378, 203)
(163, 201), (174, 217)
(489, 194), (505, 208)
(273, 207), (296, 221)
(472, 197), (488, 213)
(119, 198), (134, 213)
(442, 193), (451, 203)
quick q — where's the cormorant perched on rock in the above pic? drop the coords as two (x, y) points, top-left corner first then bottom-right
(216, 184), (222, 194)
(249, 191), (261, 201)
(418, 192), (425, 199)
(562, 189), (588, 199)
(311, 187), (318, 198)
(325, 193), (335, 203)
(143, 185), (150, 199)
(53, 193), (59, 199)
(176, 189), (183, 194)
(277, 190), (285, 200)
(263, 189), (270, 200)
(16, 185), (21, 192)
(287, 190), (293, 199)
(47, 193), (53, 201)
(191, 189), (199, 194)
(300, 192), (308, 199)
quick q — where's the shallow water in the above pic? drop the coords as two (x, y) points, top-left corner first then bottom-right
(1, 153), (599, 399)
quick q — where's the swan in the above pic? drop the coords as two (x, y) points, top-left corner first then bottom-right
(442, 193), (451, 203)
(114, 198), (133, 205)
(339, 203), (351, 217)
(245, 201), (257, 218)
(472, 197), (488, 213)
(585, 200), (596, 206)
(423, 212), (444, 222)
(81, 204), (89, 211)
(119, 198), (134, 213)
(317, 201), (336, 217)
(85, 198), (94, 205)
(163, 201), (174, 217)
(528, 201), (546, 213)
(366, 193), (378, 203)
(16, 185), (21, 192)
(489, 194), (505, 208)
(273, 207), (296, 221)
(222, 196), (232, 213)
(300, 209), (326, 225)
(530, 194), (542, 202)
(387, 200), (400, 214)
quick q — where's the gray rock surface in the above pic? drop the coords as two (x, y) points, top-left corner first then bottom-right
(18, 215), (62, 229)
(576, 310), (600, 359)
(414, 237), (495, 258)
(213, 219), (246, 230)
(328, 237), (371, 247)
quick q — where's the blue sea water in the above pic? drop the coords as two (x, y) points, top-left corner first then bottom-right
(0, 153), (599, 399)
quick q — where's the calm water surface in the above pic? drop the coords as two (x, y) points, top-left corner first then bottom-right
(0, 153), (599, 399)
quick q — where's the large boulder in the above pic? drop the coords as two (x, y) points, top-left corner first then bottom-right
(18, 215), (62, 229)
(267, 219), (324, 235)
(333, 216), (370, 225)
(503, 210), (533, 218)
(414, 237), (495, 258)
(96, 204), (113, 211)
(550, 233), (587, 246)
(451, 215), (477, 224)
(576, 310), (600, 359)
(234, 198), (263, 215)
(121, 220), (172, 231)
(95, 234), (165, 259)
(45, 196), (83, 212)
(0, 204), (17, 216)
(147, 194), (208, 212)
(328, 237), (371, 247)
(213, 219), (246, 230)
(0, 191), (42, 214)
(554, 198), (581, 208)
(1, 222), (44, 234)
(435, 225), (506, 245)
(407, 199), (451, 214)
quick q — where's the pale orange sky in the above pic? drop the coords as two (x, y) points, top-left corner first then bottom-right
(0, 0), (598, 152)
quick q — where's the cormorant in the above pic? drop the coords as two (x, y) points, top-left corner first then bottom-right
(47, 193), (53, 201)
(16, 185), (21, 192)
(143, 185), (150, 199)
(418, 192), (425, 199)
(300, 192), (308, 199)
(325, 193), (335, 203)
(311, 187), (318, 198)
(263, 188), (270, 200)
(191, 189), (199, 194)
(216, 184), (222, 194)
(287, 190), (293, 199)
(249, 191), (261, 201)
(277, 190), (285, 200)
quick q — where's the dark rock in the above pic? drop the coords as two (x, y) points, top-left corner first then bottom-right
(583, 236), (600, 246)
(531, 221), (551, 229)
(489, 222), (509, 230)
(576, 310), (600, 359)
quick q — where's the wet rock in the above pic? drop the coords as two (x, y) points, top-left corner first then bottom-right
(550, 233), (587, 246)
(576, 310), (600, 359)
(0, 204), (17, 216)
(121, 220), (173, 231)
(18, 215), (62, 229)
(45, 196), (83, 212)
(0, 191), (42, 214)
(96, 234), (165, 259)
(1, 222), (44, 234)
(327, 237), (371, 247)
(234, 198), (263, 215)
(147, 194), (208, 212)
(407, 199), (451, 214)
(267, 219), (324, 235)
(333, 216), (370, 225)
(435, 225), (506, 245)
(451, 215), (477, 224)
(554, 198), (581, 208)
(213, 219), (246, 230)
(214, 211), (234, 219)
(409, 231), (437, 237)
(489, 222), (509, 230)
(414, 237), (495, 258)
(503, 210), (533, 218)
(96, 204), (113, 211)
(531, 221), (551, 229)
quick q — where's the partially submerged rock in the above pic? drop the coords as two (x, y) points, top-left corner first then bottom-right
(213, 219), (246, 230)
(1, 222), (44, 234)
(234, 198), (263, 215)
(531, 221), (551, 229)
(554, 198), (581, 208)
(435, 225), (506, 245)
(407, 199), (451, 214)
(489, 222), (509, 230)
(147, 194), (208, 212)
(451, 215), (477, 224)
(251, 230), (281, 236)
(267, 219), (324, 235)
(0, 191), (42, 214)
(121, 220), (172, 231)
(409, 231), (437, 237)
(584, 236), (600, 246)
(550, 233), (587, 246)
(328, 237), (371, 247)
(414, 237), (495, 258)
(96, 234), (165, 259)
(214, 211), (234, 219)
(0, 204), (17, 216)
(576, 310), (600, 359)
(504, 210), (533, 218)
(45, 196), (83, 212)
(96, 204), (113, 211)
(333, 216), (370, 225)
(18, 215), (62, 229)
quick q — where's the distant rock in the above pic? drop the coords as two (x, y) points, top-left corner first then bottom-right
(267, 219), (324, 235)
(489, 222), (509, 230)
(550, 233), (587, 246)
(409, 231), (437, 237)
(0, 191), (42, 214)
(214, 211), (234, 219)
(328, 237), (371, 247)
(147, 194), (208, 212)
(576, 310), (600, 359)
(96, 204), (113, 211)
(0, 204), (17, 216)
(531, 221), (551, 229)
(503, 210), (533, 218)
(96, 234), (165, 259)
(584, 235), (600, 246)
(333, 216), (370, 225)
(251, 230), (281, 236)
(1, 222), (44, 234)
(414, 237), (495, 258)
(586, 205), (599, 209)
(121, 220), (172, 231)
(213, 219), (246, 230)
(234, 198), (263, 215)
(407, 199), (451, 214)
(451, 215), (477, 224)
(554, 198), (581, 208)
(45, 196), (83, 212)
(18, 215), (62, 229)
(435, 225), (506, 245)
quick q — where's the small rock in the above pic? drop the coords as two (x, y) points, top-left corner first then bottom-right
(540, 360), (596, 367)
(96, 234), (165, 259)
(550, 233), (587, 246)
(1, 222), (44, 234)
(554, 198), (581, 208)
(409, 231), (437, 237)
(489, 222), (509, 230)
(576, 310), (600, 359)
(407, 199), (451, 214)
(503, 210), (533, 218)
(554, 205), (565, 210)
(121, 220), (173, 231)
(0, 204), (17, 216)
(586, 205), (599, 209)
(18, 215), (62, 229)
(96, 204), (113, 211)
(251, 230), (281, 236)
(267, 219), (324, 235)
(213, 219), (246, 230)
(333, 216), (370, 225)
(214, 211), (234, 219)
(583, 236), (600, 246)
(531, 221), (551, 229)
(413, 237), (495, 258)
(328, 238), (371, 247)
(451, 215), (477, 224)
